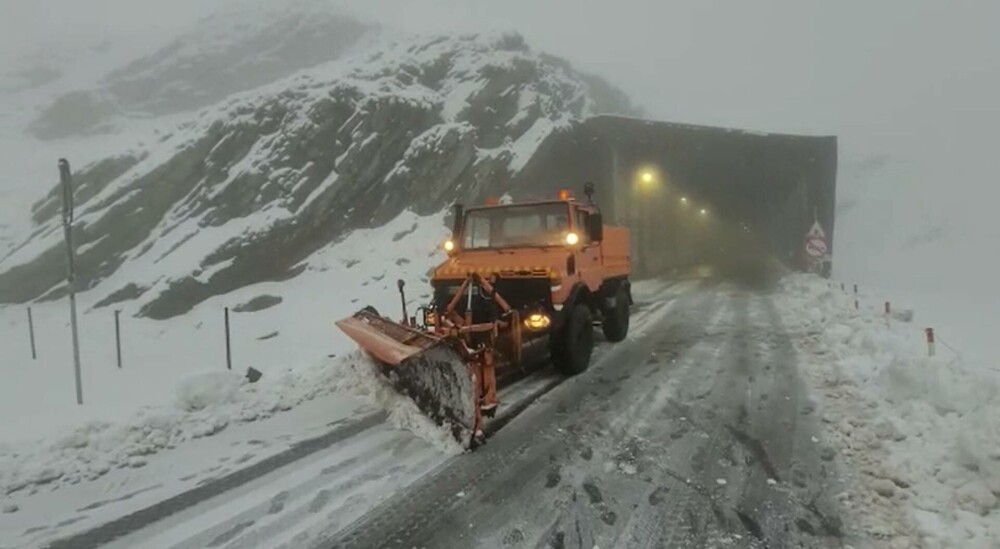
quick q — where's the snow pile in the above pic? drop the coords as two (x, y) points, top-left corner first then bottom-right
(0, 377), (251, 497)
(776, 273), (1000, 548)
(175, 371), (244, 411)
(0, 349), (461, 498)
(0, 364), (315, 497)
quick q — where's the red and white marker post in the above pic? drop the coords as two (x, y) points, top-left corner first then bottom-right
(925, 328), (936, 357)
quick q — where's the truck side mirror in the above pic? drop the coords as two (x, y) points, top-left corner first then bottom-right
(587, 213), (604, 242)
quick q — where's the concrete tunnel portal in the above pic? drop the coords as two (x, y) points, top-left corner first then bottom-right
(508, 115), (838, 281)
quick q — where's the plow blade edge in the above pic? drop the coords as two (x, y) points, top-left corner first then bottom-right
(336, 310), (476, 445)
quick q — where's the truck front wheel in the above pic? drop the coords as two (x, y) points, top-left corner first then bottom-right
(552, 305), (594, 375)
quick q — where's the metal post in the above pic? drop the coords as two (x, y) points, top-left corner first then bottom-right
(59, 159), (83, 405)
(397, 280), (409, 326)
(115, 310), (122, 369)
(225, 307), (232, 370)
(27, 307), (37, 360)
(637, 185), (646, 276)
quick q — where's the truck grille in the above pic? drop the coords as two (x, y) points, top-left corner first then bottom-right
(433, 278), (552, 323)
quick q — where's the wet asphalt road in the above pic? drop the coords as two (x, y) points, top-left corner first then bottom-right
(325, 283), (848, 549)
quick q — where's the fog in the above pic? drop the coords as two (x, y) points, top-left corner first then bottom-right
(5, 0), (998, 151)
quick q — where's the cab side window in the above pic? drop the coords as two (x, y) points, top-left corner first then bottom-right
(576, 209), (590, 244)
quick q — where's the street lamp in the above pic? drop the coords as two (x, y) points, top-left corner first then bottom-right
(641, 171), (654, 184)
(680, 196), (688, 205)
(700, 208), (707, 216)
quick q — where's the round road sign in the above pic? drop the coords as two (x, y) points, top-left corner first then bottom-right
(805, 237), (828, 258)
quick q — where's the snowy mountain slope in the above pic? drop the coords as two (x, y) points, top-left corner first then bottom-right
(0, 2), (373, 260)
(833, 153), (998, 361)
(0, 29), (637, 319)
(0, 209), (449, 443)
(26, 0), (375, 140)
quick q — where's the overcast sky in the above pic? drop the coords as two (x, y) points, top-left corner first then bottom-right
(3, 0), (999, 163)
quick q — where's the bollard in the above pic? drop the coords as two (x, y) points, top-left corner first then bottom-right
(853, 284), (858, 294)
(925, 328), (935, 357)
(854, 300), (859, 310)
(225, 307), (232, 370)
(841, 283), (845, 292)
(27, 307), (37, 360)
(114, 310), (123, 369)
(885, 302), (891, 315)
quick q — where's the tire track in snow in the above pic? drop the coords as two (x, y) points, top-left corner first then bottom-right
(46, 412), (387, 549)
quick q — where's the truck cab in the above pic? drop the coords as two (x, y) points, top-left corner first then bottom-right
(428, 188), (632, 374)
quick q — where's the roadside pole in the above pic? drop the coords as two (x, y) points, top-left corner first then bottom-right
(59, 159), (83, 405)
(115, 310), (123, 369)
(225, 307), (232, 370)
(27, 307), (37, 360)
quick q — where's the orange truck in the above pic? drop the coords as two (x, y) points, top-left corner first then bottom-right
(337, 184), (632, 447)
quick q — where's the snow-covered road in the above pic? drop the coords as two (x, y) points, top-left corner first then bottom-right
(9, 278), (868, 548)
(8, 280), (695, 549)
(325, 283), (847, 549)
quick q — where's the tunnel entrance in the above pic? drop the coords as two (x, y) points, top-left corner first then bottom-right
(510, 116), (837, 282)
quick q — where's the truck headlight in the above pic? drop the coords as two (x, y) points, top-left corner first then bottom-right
(565, 232), (580, 246)
(524, 313), (551, 330)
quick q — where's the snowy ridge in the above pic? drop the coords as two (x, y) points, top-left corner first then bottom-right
(24, 0), (375, 140)
(777, 274), (1000, 548)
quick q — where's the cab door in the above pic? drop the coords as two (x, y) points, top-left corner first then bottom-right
(574, 207), (603, 291)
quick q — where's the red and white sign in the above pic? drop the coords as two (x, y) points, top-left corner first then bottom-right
(805, 237), (828, 258)
(804, 221), (829, 259)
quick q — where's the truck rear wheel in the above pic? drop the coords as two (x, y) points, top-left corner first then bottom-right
(552, 304), (594, 376)
(601, 286), (630, 342)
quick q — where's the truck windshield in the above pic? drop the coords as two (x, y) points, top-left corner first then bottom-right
(462, 203), (571, 249)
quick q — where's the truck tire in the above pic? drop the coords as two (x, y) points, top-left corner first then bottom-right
(552, 304), (594, 376)
(602, 286), (630, 342)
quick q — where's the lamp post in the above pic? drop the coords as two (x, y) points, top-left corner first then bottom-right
(637, 170), (656, 275)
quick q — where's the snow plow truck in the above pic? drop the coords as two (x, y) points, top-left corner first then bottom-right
(336, 184), (632, 448)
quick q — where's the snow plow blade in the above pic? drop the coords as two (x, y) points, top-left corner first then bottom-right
(336, 309), (476, 445)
